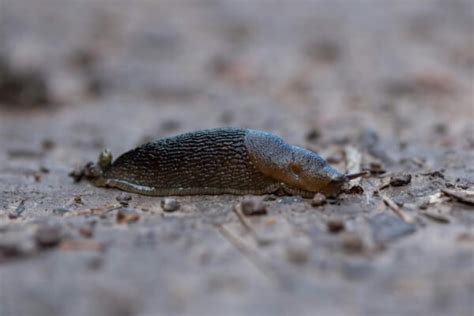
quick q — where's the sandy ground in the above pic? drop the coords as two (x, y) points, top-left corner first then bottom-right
(0, 1), (473, 315)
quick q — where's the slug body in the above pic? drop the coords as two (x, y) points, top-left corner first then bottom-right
(80, 128), (350, 197)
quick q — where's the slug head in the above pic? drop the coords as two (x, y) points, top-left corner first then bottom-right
(245, 131), (349, 197)
(284, 148), (347, 197)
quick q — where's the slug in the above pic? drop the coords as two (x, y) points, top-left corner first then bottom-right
(71, 128), (365, 197)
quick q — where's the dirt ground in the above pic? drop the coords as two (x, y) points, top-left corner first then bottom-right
(0, 1), (473, 315)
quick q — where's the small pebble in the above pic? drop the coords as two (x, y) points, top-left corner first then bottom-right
(368, 162), (385, 174)
(33, 173), (42, 182)
(41, 138), (56, 151)
(311, 193), (327, 207)
(39, 165), (50, 173)
(74, 195), (83, 204)
(116, 208), (140, 224)
(79, 225), (94, 238)
(305, 128), (321, 142)
(285, 240), (310, 265)
(161, 198), (180, 212)
(0, 232), (37, 258)
(8, 213), (19, 220)
(327, 219), (345, 234)
(428, 170), (445, 179)
(433, 123), (448, 135)
(35, 224), (62, 248)
(286, 246), (310, 265)
(457, 233), (474, 243)
(240, 197), (267, 216)
(390, 173), (412, 187)
(86, 255), (103, 270)
(340, 233), (365, 254)
(116, 193), (132, 206)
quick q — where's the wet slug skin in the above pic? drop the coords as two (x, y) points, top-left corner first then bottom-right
(72, 128), (361, 197)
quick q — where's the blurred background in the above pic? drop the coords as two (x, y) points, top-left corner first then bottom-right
(0, 1), (473, 316)
(1, 0), (472, 151)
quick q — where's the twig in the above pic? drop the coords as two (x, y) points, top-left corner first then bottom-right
(232, 205), (270, 246)
(382, 196), (415, 224)
(344, 146), (363, 185)
(68, 204), (121, 217)
(216, 224), (285, 288)
(420, 211), (450, 224)
(376, 180), (390, 192)
(14, 199), (26, 216)
(232, 205), (253, 231)
(441, 189), (474, 206)
(8, 199), (26, 219)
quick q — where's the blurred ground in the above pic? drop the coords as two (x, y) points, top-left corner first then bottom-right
(0, 1), (473, 315)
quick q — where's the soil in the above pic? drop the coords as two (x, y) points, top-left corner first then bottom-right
(0, 1), (473, 316)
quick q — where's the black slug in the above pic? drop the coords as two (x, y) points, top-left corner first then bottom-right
(72, 128), (365, 197)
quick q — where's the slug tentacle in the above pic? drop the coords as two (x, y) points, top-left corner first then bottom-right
(72, 128), (350, 197)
